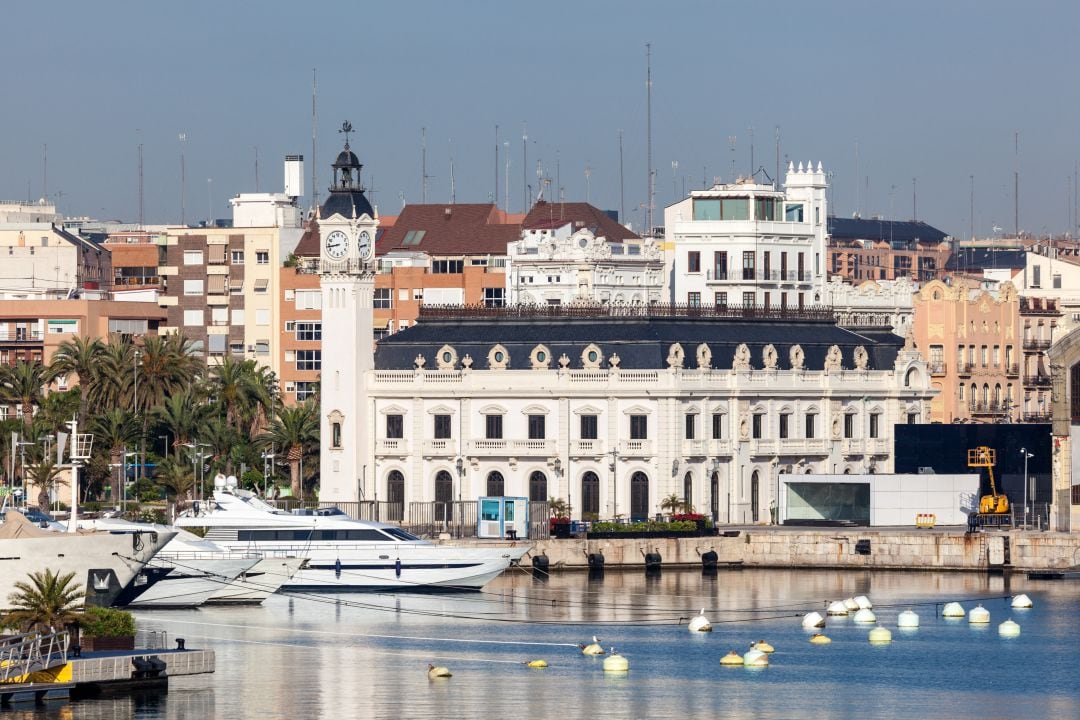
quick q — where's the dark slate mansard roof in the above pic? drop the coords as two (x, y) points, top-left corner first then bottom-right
(374, 307), (904, 372)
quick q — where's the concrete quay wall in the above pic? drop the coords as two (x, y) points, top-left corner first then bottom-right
(71, 649), (215, 684)
(524, 530), (1080, 572)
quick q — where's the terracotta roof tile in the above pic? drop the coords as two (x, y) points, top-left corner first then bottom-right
(376, 203), (520, 256)
(522, 201), (638, 241)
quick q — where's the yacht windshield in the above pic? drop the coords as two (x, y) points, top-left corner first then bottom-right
(240, 494), (286, 513)
(382, 528), (421, 542)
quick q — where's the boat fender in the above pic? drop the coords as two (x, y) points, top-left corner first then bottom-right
(701, 550), (718, 571)
(531, 554), (550, 573)
(588, 553), (605, 570)
(334, 559), (342, 578)
(395, 558), (402, 578)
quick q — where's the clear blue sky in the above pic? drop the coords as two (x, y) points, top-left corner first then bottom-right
(1, 0), (1076, 237)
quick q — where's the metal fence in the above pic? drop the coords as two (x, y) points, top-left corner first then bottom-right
(1011, 502), (1052, 530)
(406, 501), (478, 539)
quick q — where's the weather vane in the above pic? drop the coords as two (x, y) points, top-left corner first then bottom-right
(339, 120), (353, 149)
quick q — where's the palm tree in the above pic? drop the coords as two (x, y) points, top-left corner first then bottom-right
(259, 402), (318, 499)
(153, 390), (207, 459)
(5, 569), (84, 632)
(137, 334), (200, 413)
(660, 493), (685, 516)
(26, 458), (65, 510)
(209, 356), (269, 436)
(92, 337), (136, 410)
(90, 409), (141, 503)
(155, 457), (195, 506)
(50, 336), (104, 423)
(0, 360), (54, 430)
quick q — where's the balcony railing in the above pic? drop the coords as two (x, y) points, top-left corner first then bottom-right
(375, 438), (407, 454)
(929, 362), (947, 376)
(1022, 411), (1051, 423)
(956, 362), (973, 376)
(1004, 363), (1019, 377)
(707, 439), (734, 456)
(0, 331), (44, 343)
(1023, 374), (1052, 387)
(423, 439), (454, 455)
(618, 439), (653, 456)
(466, 438), (555, 455)
(681, 439), (707, 456)
(714, 269), (808, 283)
(970, 401), (1009, 415)
(1023, 338), (1052, 351)
(571, 439), (605, 455)
(750, 439), (777, 455)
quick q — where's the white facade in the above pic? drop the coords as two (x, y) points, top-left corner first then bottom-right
(229, 156), (306, 229)
(664, 162), (828, 308)
(822, 276), (916, 335)
(357, 329), (932, 524)
(0, 200), (60, 224)
(506, 226), (664, 305)
(1016, 251), (1080, 335)
(780, 473), (979, 526)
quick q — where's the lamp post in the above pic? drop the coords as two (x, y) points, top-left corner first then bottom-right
(1021, 447), (1033, 529)
(16, 441), (34, 510)
(262, 451), (275, 497)
(552, 457), (563, 511)
(608, 448), (618, 520)
(122, 449), (137, 514)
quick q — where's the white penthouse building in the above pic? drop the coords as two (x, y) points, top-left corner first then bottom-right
(664, 161), (829, 309)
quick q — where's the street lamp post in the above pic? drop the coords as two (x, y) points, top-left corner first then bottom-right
(608, 448), (618, 520)
(1021, 447), (1034, 529)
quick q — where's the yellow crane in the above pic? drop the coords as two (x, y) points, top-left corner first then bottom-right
(968, 446), (1009, 514)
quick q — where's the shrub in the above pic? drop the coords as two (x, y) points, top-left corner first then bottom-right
(80, 606), (136, 638)
(591, 520), (698, 533)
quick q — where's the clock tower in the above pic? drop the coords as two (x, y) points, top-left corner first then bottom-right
(318, 121), (378, 503)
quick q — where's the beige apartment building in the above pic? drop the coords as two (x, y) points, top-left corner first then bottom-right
(0, 224), (111, 299)
(913, 279), (1023, 423)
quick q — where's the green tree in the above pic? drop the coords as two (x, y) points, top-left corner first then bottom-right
(90, 409), (141, 503)
(259, 402), (318, 499)
(50, 336), (105, 424)
(660, 493), (685, 516)
(26, 458), (65, 510)
(5, 569), (84, 632)
(155, 457), (195, 505)
(153, 390), (207, 460)
(209, 356), (269, 436)
(0, 360), (54, 431)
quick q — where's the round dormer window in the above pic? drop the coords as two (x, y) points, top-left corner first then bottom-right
(442, 351), (452, 364)
(536, 351), (546, 362)
(579, 238), (588, 248)
(588, 350), (598, 362)
(495, 351), (505, 362)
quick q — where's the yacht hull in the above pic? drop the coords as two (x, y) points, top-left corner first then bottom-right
(123, 557), (260, 608)
(205, 557), (307, 604)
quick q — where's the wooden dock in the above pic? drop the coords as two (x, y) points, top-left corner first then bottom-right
(70, 648), (215, 690)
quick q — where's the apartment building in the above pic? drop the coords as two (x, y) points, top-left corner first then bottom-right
(828, 217), (951, 282)
(0, 223), (111, 299)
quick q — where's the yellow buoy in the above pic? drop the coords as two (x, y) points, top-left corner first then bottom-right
(602, 650), (629, 673)
(720, 650), (744, 666)
(868, 626), (892, 645)
(998, 619), (1021, 637)
(809, 633), (832, 645)
(1011, 594), (1033, 609)
(743, 648), (769, 667)
(525, 659), (548, 668)
(752, 640), (774, 653)
(427, 664), (452, 679)
(580, 635), (605, 655)
(968, 605), (991, 624)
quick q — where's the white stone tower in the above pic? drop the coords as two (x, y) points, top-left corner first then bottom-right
(784, 161), (829, 299)
(318, 122), (378, 503)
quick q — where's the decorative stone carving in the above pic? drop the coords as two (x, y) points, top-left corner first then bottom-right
(762, 344), (778, 370)
(667, 343), (685, 369)
(853, 345), (868, 370)
(461, 354), (473, 369)
(789, 344), (805, 370)
(413, 354), (426, 369)
(739, 413), (750, 440)
(696, 343), (712, 370)
(608, 353), (621, 368)
(487, 344), (510, 370)
(529, 344), (552, 370)
(557, 353), (571, 369)
(824, 345), (843, 372)
(831, 414), (842, 439)
(436, 344), (457, 370)
(903, 328), (916, 351)
(581, 343), (604, 369)
(732, 343), (752, 371)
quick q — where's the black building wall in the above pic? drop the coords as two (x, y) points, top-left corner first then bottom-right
(893, 424), (1052, 505)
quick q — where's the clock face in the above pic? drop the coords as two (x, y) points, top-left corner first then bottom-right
(324, 230), (349, 259)
(357, 230), (372, 258)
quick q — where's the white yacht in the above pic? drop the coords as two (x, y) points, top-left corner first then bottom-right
(0, 510), (175, 610)
(175, 488), (529, 592)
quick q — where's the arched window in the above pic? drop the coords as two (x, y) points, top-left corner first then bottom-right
(993, 384), (1002, 405)
(486, 471), (505, 497)
(386, 470), (404, 521)
(710, 471), (719, 520)
(529, 471), (547, 502)
(581, 471), (599, 516)
(630, 471), (649, 520)
(434, 470), (453, 522)
(982, 384), (990, 404)
(682, 472), (693, 512)
(750, 470), (760, 523)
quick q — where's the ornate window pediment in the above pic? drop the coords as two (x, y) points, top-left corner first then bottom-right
(521, 404), (551, 415)
(436, 345), (458, 370)
(379, 404), (408, 416)
(487, 344), (510, 370)
(426, 404), (456, 415)
(621, 404), (651, 416)
(479, 403), (508, 416)
(573, 404), (604, 415)
(530, 344), (552, 369)
(581, 343), (604, 369)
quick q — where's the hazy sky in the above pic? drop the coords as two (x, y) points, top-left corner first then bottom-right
(2, 0), (1077, 237)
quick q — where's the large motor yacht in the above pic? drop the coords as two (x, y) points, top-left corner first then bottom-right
(175, 487), (529, 592)
(0, 510), (175, 609)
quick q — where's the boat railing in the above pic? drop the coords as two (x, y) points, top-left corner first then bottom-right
(0, 630), (69, 683)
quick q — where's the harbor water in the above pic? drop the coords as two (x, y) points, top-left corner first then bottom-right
(11, 567), (1080, 719)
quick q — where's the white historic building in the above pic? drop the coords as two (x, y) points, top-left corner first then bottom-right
(822, 276), (916, 336)
(664, 161), (829, 309)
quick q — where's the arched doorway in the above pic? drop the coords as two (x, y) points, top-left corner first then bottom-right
(682, 472), (693, 512)
(387, 470), (404, 522)
(529, 471), (547, 502)
(581, 471), (599, 517)
(486, 471), (504, 496)
(710, 471), (719, 520)
(434, 470), (453, 522)
(630, 471), (649, 521)
(750, 470), (760, 523)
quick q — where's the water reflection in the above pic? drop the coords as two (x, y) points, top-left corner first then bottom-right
(31, 568), (1080, 720)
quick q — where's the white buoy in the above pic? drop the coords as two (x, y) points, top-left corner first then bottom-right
(827, 600), (849, 616)
(854, 595), (873, 610)
(1011, 594), (1033, 609)
(968, 605), (991, 624)
(868, 626), (892, 645)
(743, 648), (769, 667)
(688, 608), (713, 632)
(843, 597), (859, 611)
(580, 636), (605, 655)
(802, 611), (826, 628)
(720, 650), (744, 666)
(998, 619), (1021, 637)
(941, 602), (965, 618)
(852, 608), (877, 623)
(897, 610), (920, 628)
(427, 664), (452, 679)
(602, 650), (629, 673)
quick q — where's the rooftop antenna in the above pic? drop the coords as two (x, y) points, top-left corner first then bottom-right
(503, 141), (510, 213)
(311, 68), (318, 213)
(1014, 130), (1019, 238)
(728, 136), (736, 181)
(556, 150), (561, 203)
(774, 126), (780, 190)
(585, 163), (592, 204)
(913, 177), (917, 222)
(522, 121), (528, 212)
(618, 129), (625, 221)
(42, 143), (47, 200)
(645, 42), (654, 234)
(854, 141), (860, 217)
(179, 133), (187, 225)
(254, 146), (260, 192)
(494, 124), (499, 208)
(137, 135), (144, 227)
(449, 138), (456, 204)
(749, 125), (754, 179)
(670, 160), (678, 202)
(421, 127), (429, 203)
(970, 174), (975, 240)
